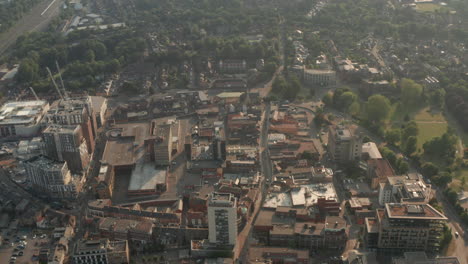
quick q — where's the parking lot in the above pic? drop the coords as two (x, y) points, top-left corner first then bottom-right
(0, 229), (51, 264)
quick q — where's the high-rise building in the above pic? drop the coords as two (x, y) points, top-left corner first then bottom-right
(43, 124), (90, 173)
(207, 192), (238, 246)
(365, 203), (447, 253)
(328, 125), (362, 164)
(24, 155), (76, 198)
(72, 239), (129, 264)
(44, 98), (96, 154)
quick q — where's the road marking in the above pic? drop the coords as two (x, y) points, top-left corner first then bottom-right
(41, 0), (58, 16)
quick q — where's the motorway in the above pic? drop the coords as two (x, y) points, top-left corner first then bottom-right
(0, 0), (63, 55)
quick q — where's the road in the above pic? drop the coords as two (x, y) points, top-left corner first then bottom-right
(0, 0), (63, 55)
(435, 188), (468, 264)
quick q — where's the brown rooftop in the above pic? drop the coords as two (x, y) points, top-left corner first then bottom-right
(249, 247), (309, 262)
(386, 203), (447, 220)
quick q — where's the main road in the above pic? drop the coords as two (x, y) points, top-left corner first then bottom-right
(0, 0), (63, 55)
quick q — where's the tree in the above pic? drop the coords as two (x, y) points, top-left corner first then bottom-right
(401, 78), (423, 105)
(366, 94), (391, 123)
(16, 58), (39, 83)
(396, 158), (409, 174)
(432, 172), (452, 187)
(322, 92), (333, 107)
(385, 129), (401, 145)
(421, 162), (439, 178)
(337, 91), (357, 111)
(430, 89), (446, 109)
(402, 121), (419, 140)
(404, 136), (417, 155)
(423, 131), (457, 159)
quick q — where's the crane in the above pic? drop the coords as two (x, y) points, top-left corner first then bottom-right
(29, 87), (40, 100)
(46, 67), (64, 100)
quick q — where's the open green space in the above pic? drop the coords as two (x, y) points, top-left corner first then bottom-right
(415, 122), (448, 150)
(415, 3), (443, 12)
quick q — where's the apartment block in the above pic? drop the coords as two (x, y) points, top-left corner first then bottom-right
(365, 203), (447, 253)
(328, 125), (363, 164)
(207, 192), (238, 246)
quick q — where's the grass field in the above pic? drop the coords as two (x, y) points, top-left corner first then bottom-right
(416, 122), (448, 150)
(415, 3), (443, 12)
(414, 108), (448, 150)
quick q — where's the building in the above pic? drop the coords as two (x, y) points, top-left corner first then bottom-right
(253, 210), (348, 250)
(207, 192), (238, 246)
(72, 239), (129, 264)
(367, 158), (396, 189)
(365, 203), (447, 253)
(362, 142), (382, 160)
(44, 98), (96, 154)
(392, 251), (460, 264)
(218, 60), (247, 73)
(154, 123), (173, 167)
(248, 247), (310, 264)
(0, 100), (49, 138)
(303, 68), (336, 87)
(42, 124), (90, 173)
(379, 174), (432, 206)
(328, 126), (363, 164)
(88, 96), (107, 129)
(24, 155), (78, 198)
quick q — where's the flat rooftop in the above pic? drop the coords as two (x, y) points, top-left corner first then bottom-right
(102, 122), (150, 166)
(0, 100), (48, 126)
(263, 183), (337, 209)
(248, 247), (309, 262)
(128, 165), (166, 191)
(386, 203), (447, 220)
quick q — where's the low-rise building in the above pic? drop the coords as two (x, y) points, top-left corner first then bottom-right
(72, 239), (129, 264)
(248, 247), (310, 264)
(303, 68), (336, 87)
(0, 100), (49, 138)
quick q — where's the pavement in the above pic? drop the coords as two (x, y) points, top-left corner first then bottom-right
(0, 0), (63, 55)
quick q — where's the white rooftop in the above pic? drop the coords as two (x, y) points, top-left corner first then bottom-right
(128, 163), (166, 191)
(0, 100), (48, 126)
(263, 183), (338, 209)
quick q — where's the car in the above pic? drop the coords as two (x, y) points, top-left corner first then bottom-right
(171, 161), (177, 165)
(17, 245), (25, 250)
(13, 248), (19, 252)
(455, 232), (459, 238)
(18, 251), (23, 256)
(32, 234), (36, 239)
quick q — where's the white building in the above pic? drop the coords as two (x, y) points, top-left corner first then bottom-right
(379, 174), (432, 206)
(207, 192), (238, 246)
(0, 100), (49, 138)
(304, 68), (336, 87)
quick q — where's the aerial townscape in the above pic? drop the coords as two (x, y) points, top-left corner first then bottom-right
(0, 0), (467, 263)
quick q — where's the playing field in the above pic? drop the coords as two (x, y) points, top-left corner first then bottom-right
(414, 109), (448, 150)
(415, 3), (442, 12)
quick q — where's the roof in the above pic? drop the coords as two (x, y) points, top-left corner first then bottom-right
(248, 247), (309, 262)
(385, 203), (447, 220)
(0, 100), (48, 126)
(362, 142), (382, 159)
(216, 92), (244, 99)
(88, 96), (106, 113)
(128, 166), (166, 191)
(368, 158), (395, 179)
(365, 217), (379, 233)
(264, 183), (337, 209)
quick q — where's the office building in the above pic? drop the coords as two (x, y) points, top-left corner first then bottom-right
(207, 192), (238, 246)
(72, 239), (129, 264)
(24, 155), (76, 198)
(0, 100), (49, 138)
(365, 203), (447, 253)
(328, 126), (362, 164)
(43, 124), (90, 173)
